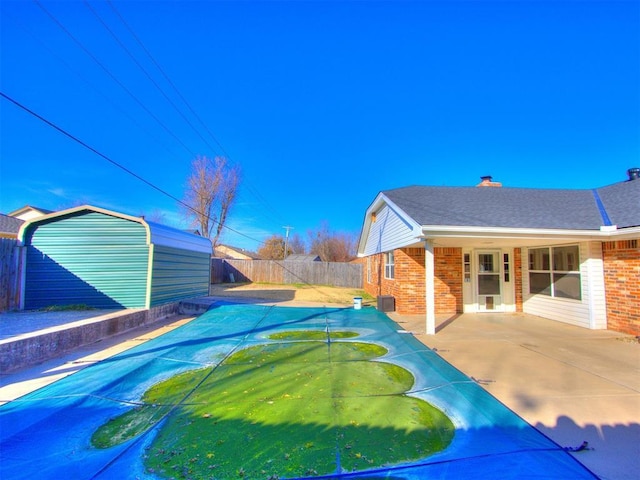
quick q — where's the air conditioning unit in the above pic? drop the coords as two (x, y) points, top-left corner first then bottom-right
(377, 295), (395, 312)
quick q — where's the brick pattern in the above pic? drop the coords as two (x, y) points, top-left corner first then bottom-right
(434, 247), (462, 314)
(514, 248), (523, 312)
(360, 241), (639, 335)
(602, 241), (640, 335)
(360, 247), (462, 315)
(395, 248), (426, 314)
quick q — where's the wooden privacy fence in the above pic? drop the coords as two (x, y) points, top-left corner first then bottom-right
(0, 238), (21, 312)
(212, 259), (363, 288)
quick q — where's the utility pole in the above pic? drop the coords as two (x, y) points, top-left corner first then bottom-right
(282, 225), (294, 259)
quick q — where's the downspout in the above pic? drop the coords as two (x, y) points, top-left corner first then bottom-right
(424, 239), (436, 335)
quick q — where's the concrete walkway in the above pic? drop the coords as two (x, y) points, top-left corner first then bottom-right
(0, 314), (196, 404)
(389, 311), (640, 480)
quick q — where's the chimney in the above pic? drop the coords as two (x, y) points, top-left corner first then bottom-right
(477, 175), (502, 188)
(628, 167), (640, 181)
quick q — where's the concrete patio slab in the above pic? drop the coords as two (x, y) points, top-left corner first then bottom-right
(389, 311), (640, 480)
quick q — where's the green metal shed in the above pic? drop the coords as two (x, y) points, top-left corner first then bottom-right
(18, 205), (212, 309)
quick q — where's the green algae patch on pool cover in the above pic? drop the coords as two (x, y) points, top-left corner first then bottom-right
(268, 330), (359, 341)
(92, 331), (454, 478)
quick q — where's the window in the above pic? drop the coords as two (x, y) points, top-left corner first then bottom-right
(463, 253), (470, 283)
(503, 253), (510, 282)
(384, 251), (395, 279)
(528, 245), (581, 300)
(478, 253), (496, 273)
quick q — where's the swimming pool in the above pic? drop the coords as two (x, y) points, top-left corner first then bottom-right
(0, 302), (597, 479)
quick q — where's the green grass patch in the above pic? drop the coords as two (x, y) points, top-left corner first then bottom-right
(354, 290), (375, 301)
(92, 331), (454, 478)
(39, 304), (95, 312)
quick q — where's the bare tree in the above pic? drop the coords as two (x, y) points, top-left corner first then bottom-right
(308, 221), (357, 262)
(288, 233), (306, 254)
(182, 155), (240, 249)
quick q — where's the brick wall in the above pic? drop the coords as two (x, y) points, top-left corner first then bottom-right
(395, 248), (426, 314)
(434, 247), (462, 314)
(514, 248), (523, 312)
(360, 247), (462, 315)
(602, 240), (640, 335)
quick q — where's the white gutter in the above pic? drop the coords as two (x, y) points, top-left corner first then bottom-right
(420, 224), (640, 241)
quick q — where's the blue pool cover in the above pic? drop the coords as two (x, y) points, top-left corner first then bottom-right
(0, 303), (598, 479)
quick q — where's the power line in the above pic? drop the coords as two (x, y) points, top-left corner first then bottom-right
(2, 91), (343, 303)
(33, 0), (197, 158)
(106, 0), (289, 228)
(27, 0), (289, 235)
(18, 1), (288, 236)
(83, 0), (223, 158)
(106, 0), (231, 159)
(2, 9), (185, 163)
(0, 91), (257, 244)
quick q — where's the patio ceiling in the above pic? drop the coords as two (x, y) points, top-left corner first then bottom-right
(404, 226), (623, 249)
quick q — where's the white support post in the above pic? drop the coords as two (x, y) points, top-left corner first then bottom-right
(424, 239), (436, 335)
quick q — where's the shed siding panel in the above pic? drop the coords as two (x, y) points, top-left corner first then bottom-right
(24, 213), (149, 309)
(522, 242), (604, 329)
(363, 204), (417, 255)
(150, 245), (210, 306)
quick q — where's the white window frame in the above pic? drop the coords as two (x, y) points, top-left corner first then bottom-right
(384, 251), (395, 279)
(528, 245), (581, 300)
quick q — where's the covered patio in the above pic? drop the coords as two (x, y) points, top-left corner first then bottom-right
(357, 176), (640, 336)
(389, 310), (640, 480)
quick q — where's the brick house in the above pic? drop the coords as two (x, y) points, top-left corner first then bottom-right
(356, 170), (640, 336)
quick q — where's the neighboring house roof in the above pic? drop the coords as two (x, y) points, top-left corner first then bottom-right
(358, 174), (640, 255)
(8, 205), (54, 221)
(284, 254), (321, 262)
(214, 244), (261, 260)
(0, 213), (24, 238)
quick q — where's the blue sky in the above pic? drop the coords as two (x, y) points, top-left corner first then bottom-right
(1, 1), (638, 251)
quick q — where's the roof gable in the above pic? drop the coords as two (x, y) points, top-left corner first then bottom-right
(8, 205), (54, 221)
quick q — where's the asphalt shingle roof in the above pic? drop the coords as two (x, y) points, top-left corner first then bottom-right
(383, 179), (640, 230)
(0, 214), (24, 236)
(596, 179), (640, 228)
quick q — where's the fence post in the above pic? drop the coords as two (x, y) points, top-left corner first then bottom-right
(0, 239), (21, 312)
